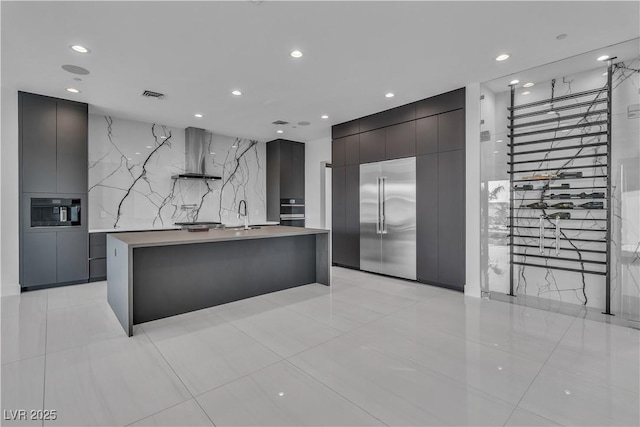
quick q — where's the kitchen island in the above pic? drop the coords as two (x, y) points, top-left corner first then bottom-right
(107, 226), (330, 336)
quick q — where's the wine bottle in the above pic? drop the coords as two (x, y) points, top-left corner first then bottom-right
(546, 212), (570, 220)
(559, 171), (583, 179)
(551, 202), (574, 209)
(514, 184), (533, 191)
(577, 201), (604, 209)
(578, 192), (605, 199)
(550, 193), (571, 199)
(523, 202), (548, 209)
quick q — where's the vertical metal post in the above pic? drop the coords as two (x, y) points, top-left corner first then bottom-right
(509, 85), (516, 296)
(604, 59), (613, 315)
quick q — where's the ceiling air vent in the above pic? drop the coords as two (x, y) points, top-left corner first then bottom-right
(272, 120), (289, 125)
(142, 90), (165, 99)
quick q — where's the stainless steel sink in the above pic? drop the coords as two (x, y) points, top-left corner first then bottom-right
(230, 226), (261, 231)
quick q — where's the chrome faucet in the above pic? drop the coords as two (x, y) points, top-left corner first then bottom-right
(237, 200), (249, 230)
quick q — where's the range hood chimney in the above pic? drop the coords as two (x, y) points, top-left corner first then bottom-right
(171, 127), (221, 180)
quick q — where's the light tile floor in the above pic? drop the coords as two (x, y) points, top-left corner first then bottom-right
(1, 267), (639, 426)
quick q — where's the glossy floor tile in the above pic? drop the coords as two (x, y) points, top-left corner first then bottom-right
(149, 320), (282, 395)
(128, 399), (213, 427)
(2, 266), (639, 427)
(229, 306), (343, 358)
(1, 312), (46, 365)
(44, 334), (191, 426)
(1, 356), (45, 427)
(197, 360), (383, 426)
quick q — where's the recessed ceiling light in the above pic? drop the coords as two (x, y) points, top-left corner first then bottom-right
(523, 82), (534, 88)
(602, 72), (608, 76)
(493, 151), (499, 154)
(496, 140), (503, 143)
(522, 91), (530, 95)
(146, 145), (153, 149)
(510, 79), (519, 85)
(135, 152), (141, 155)
(70, 45), (90, 54)
(210, 152), (215, 155)
(276, 130), (284, 134)
(66, 87), (80, 93)
(495, 54), (510, 61)
(194, 113), (203, 118)
(290, 50), (303, 58)
(231, 90), (242, 96)
(231, 145), (237, 148)
(385, 92), (395, 98)
(597, 55), (609, 61)
(160, 136), (167, 139)
(321, 115), (329, 119)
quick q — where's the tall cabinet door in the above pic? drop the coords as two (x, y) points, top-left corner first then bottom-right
(279, 142), (293, 198)
(417, 154), (438, 283)
(291, 142), (305, 200)
(22, 232), (57, 286)
(344, 165), (360, 268)
(57, 231), (89, 283)
(21, 94), (57, 193)
(437, 150), (465, 289)
(57, 101), (88, 193)
(380, 158), (416, 280)
(359, 162), (382, 274)
(331, 166), (346, 265)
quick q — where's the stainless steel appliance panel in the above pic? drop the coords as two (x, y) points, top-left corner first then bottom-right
(359, 162), (383, 274)
(380, 157), (416, 280)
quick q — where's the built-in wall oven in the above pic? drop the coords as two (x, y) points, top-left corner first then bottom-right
(280, 198), (305, 227)
(30, 198), (82, 227)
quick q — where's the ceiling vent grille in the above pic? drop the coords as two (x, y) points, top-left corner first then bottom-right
(142, 90), (165, 99)
(272, 120), (289, 125)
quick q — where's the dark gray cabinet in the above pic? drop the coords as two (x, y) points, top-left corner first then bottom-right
(331, 166), (346, 265)
(266, 139), (305, 222)
(19, 92), (89, 290)
(57, 101), (88, 193)
(21, 94), (57, 193)
(385, 121), (416, 160)
(416, 154), (438, 284)
(437, 149), (465, 289)
(22, 232), (57, 286)
(416, 115), (438, 155)
(344, 165), (360, 268)
(57, 231), (88, 283)
(359, 128), (385, 164)
(331, 87), (465, 290)
(344, 134), (360, 166)
(438, 109), (465, 152)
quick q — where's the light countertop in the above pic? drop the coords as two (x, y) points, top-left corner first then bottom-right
(108, 225), (329, 248)
(90, 221), (279, 234)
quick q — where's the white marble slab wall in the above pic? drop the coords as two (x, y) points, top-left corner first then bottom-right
(88, 115), (266, 230)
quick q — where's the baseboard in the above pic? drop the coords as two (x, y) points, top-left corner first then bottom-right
(22, 279), (89, 292)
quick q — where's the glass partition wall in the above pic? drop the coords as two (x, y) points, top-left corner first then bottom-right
(480, 39), (640, 326)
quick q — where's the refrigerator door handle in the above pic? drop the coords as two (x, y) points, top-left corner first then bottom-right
(376, 177), (381, 234)
(381, 176), (387, 234)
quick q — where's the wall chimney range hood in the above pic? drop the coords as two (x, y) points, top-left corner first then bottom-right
(172, 127), (221, 180)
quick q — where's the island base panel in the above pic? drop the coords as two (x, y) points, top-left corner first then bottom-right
(132, 234), (320, 324)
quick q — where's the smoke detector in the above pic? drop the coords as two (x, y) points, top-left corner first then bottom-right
(142, 90), (165, 99)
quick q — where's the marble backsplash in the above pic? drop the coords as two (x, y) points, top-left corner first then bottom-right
(88, 114), (266, 230)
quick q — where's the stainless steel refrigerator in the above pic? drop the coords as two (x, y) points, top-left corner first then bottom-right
(360, 157), (416, 280)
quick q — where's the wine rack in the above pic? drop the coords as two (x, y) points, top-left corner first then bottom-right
(507, 59), (614, 314)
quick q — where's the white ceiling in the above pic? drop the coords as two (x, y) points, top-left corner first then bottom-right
(2, 1), (639, 142)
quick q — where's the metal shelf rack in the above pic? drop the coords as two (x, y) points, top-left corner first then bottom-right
(507, 59), (614, 314)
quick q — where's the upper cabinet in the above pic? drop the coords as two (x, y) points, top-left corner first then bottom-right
(19, 92), (88, 194)
(416, 115), (438, 155)
(359, 128), (385, 164)
(266, 139), (305, 221)
(438, 109), (465, 152)
(385, 121), (416, 160)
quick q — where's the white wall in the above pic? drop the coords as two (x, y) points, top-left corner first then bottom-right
(304, 137), (331, 229)
(1, 86), (20, 296)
